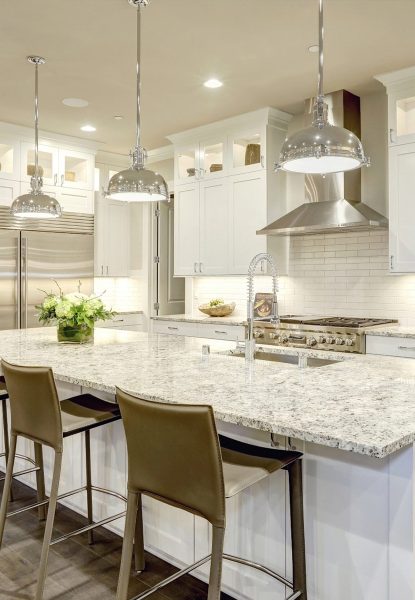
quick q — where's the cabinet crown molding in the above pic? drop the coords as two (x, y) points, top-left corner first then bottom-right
(0, 121), (101, 153)
(375, 65), (415, 89)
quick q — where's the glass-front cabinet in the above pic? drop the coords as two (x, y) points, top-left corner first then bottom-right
(176, 144), (198, 183)
(376, 67), (415, 146)
(0, 138), (20, 181)
(59, 149), (94, 190)
(230, 129), (264, 175)
(199, 137), (226, 179)
(20, 142), (59, 186)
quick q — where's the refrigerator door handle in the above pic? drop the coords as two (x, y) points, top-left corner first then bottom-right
(21, 236), (28, 329)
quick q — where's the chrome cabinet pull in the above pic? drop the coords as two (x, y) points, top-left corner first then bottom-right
(194, 262), (197, 273)
(54, 173), (57, 186)
(101, 265), (103, 275)
(260, 154), (264, 168)
(167, 326), (178, 330)
(398, 346), (415, 351)
(214, 330), (228, 335)
(389, 128), (396, 143)
(390, 255), (394, 270)
(61, 174), (64, 186)
(199, 262), (203, 273)
(106, 265), (109, 275)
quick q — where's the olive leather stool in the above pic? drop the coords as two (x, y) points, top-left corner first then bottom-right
(116, 388), (307, 600)
(0, 375), (44, 508)
(0, 360), (126, 600)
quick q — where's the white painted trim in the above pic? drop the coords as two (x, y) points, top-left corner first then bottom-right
(167, 107), (292, 145)
(0, 121), (102, 152)
(375, 65), (415, 88)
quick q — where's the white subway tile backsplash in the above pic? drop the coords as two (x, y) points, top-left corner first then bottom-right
(191, 231), (415, 325)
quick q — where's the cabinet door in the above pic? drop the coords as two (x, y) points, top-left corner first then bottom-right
(0, 179), (20, 207)
(174, 183), (200, 276)
(58, 188), (94, 214)
(199, 136), (227, 180)
(175, 143), (199, 185)
(59, 149), (94, 190)
(20, 141), (59, 186)
(388, 89), (415, 146)
(229, 127), (265, 176)
(106, 200), (130, 276)
(228, 171), (267, 274)
(0, 138), (20, 181)
(389, 143), (415, 272)
(199, 179), (229, 275)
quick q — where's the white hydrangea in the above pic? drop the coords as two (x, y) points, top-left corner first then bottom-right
(85, 297), (103, 317)
(65, 292), (89, 306)
(55, 299), (75, 319)
(43, 295), (58, 311)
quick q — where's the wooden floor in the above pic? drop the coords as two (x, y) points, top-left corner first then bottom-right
(0, 477), (235, 600)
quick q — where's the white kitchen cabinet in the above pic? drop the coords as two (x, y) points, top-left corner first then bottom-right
(376, 66), (415, 146)
(152, 318), (245, 341)
(228, 171), (267, 274)
(97, 313), (144, 331)
(199, 179), (229, 275)
(389, 143), (415, 272)
(20, 141), (59, 187)
(94, 196), (130, 277)
(169, 108), (291, 277)
(174, 182), (200, 275)
(366, 334), (415, 358)
(59, 188), (94, 214)
(0, 179), (20, 207)
(0, 137), (21, 181)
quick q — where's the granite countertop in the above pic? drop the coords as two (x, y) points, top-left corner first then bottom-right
(364, 325), (415, 339)
(152, 314), (246, 326)
(2, 327), (415, 459)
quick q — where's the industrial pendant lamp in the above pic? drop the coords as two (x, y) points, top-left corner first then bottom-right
(276, 0), (370, 175)
(11, 57), (61, 219)
(106, 0), (168, 202)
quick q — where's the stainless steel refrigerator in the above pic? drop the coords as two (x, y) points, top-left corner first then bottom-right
(0, 208), (94, 330)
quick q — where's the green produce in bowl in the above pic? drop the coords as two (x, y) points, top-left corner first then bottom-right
(209, 298), (224, 307)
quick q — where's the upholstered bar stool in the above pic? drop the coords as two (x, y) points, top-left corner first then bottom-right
(0, 375), (44, 510)
(0, 360), (127, 600)
(116, 389), (307, 600)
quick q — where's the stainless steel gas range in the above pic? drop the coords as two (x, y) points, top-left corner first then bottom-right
(249, 316), (398, 354)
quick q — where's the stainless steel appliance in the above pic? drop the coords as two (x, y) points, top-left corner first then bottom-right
(0, 208), (94, 330)
(249, 315), (398, 354)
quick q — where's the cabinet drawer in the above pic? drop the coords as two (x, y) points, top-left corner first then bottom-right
(366, 335), (415, 358)
(199, 323), (244, 341)
(97, 313), (144, 329)
(152, 320), (200, 337)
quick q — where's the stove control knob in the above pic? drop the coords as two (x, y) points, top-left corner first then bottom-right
(307, 337), (317, 347)
(335, 337), (345, 345)
(318, 335), (326, 344)
(278, 335), (289, 344)
(345, 338), (354, 346)
(269, 332), (279, 340)
(253, 328), (264, 339)
(326, 336), (336, 344)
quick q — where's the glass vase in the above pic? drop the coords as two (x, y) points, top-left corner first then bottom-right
(57, 323), (94, 344)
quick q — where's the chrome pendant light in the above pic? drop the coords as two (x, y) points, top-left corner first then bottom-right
(106, 0), (168, 202)
(276, 0), (370, 175)
(11, 57), (61, 219)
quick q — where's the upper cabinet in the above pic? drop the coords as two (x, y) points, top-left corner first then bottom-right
(169, 108), (292, 277)
(0, 123), (98, 214)
(376, 67), (415, 273)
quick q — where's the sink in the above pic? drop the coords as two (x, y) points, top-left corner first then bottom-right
(226, 349), (340, 368)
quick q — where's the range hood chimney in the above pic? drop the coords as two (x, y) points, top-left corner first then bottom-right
(258, 90), (388, 236)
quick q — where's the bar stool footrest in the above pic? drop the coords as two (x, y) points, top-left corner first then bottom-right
(50, 510), (126, 546)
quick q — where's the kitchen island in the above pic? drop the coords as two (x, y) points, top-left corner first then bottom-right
(0, 328), (414, 600)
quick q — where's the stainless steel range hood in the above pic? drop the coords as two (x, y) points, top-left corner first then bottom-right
(258, 90), (388, 236)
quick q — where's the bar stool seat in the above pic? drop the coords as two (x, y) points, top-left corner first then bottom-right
(61, 393), (120, 436)
(220, 434), (300, 497)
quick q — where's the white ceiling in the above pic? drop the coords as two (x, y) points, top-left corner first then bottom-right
(1, 0), (415, 154)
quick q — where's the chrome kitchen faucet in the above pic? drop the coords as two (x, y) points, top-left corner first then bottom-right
(246, 253), (280, 362)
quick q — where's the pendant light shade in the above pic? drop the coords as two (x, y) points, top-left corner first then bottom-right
(11, 57), (62, 219)
(106, 0), (168, 202)
(276, 0), (370, 175)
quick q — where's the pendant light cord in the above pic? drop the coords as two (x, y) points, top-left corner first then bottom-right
(317, 0), (323, 99)
(136, 4), (141, 150)
(34, 61), (40, 180)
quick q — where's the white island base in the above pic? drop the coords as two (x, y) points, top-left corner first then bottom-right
(3, 379), (413, 600)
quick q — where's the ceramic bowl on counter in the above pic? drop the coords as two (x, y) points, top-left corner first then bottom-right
(198, 302), (236, 317)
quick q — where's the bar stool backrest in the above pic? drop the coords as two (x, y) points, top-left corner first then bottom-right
(116, 388), (226, 528)
(1, 360), (63, 452)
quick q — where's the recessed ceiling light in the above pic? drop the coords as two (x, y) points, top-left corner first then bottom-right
(80, 124), (96, 132)
(114, 115), (124, 120)
(204, 78), (223, 89)
(308, 45), (319, 53)
(62, 97), (89, 108)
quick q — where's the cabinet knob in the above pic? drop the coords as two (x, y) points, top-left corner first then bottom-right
(389, 128), (396, 143)
(54, 173), (58, 186)
(61, 174), (64, 186)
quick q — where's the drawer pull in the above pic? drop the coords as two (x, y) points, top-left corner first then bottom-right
(214, 330), (228, 335)
(167, 326), (179, 330)
(114, 319), (124, 323)
(398, 345), (415, 351)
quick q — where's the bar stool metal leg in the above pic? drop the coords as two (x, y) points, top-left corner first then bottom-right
(85, 430), (94, 545)
(0, 433), (17, 547)
(35, 450), (63, 600)
(34, 443), (46, 522)
(1, 400), (14, 502)
(207, 526), (225, 600)
(288, 459), (307, 600)
(117, 491), (139, 600)
(134, 492), (145, 572)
